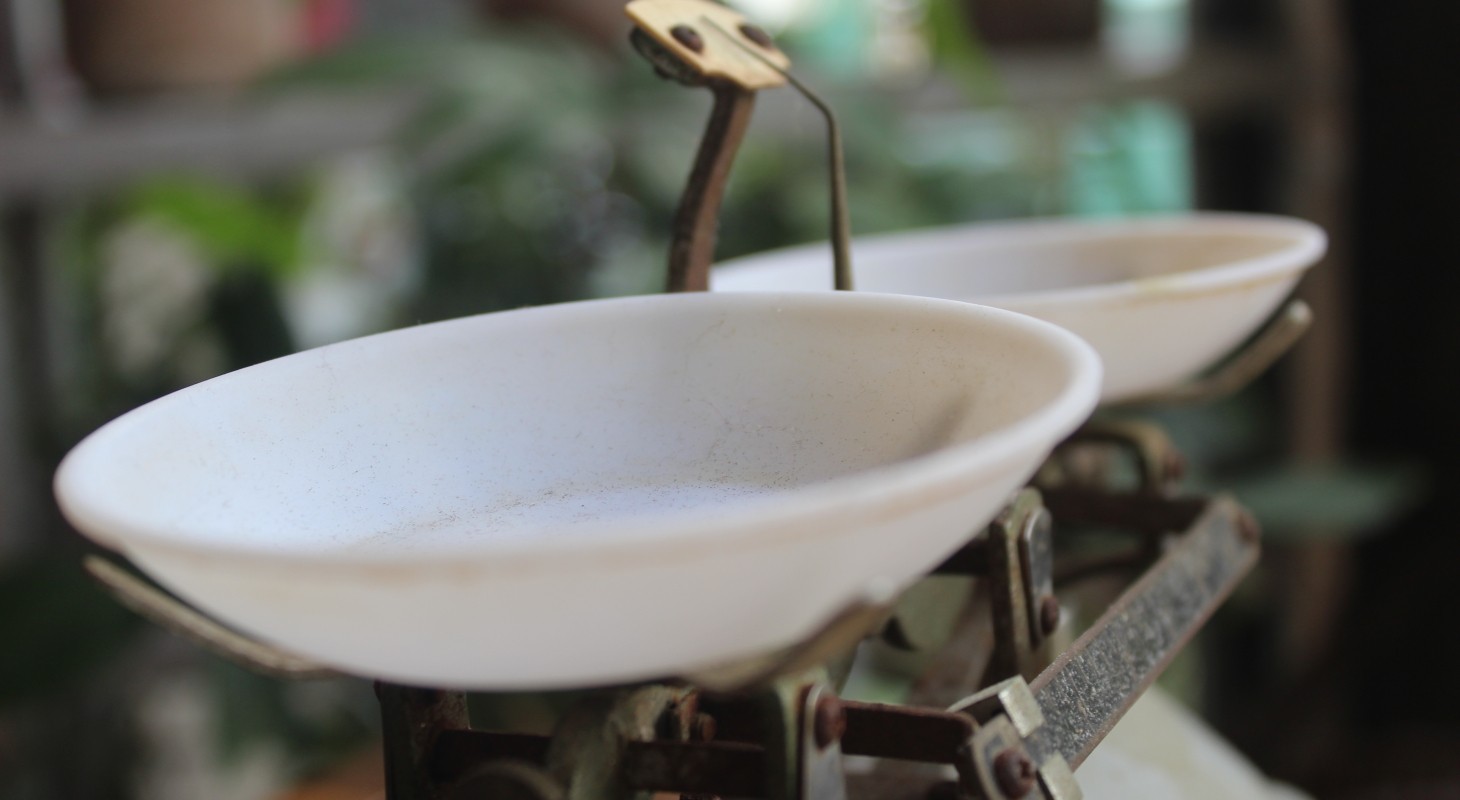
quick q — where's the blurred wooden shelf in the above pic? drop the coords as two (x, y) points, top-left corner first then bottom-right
(0, 90), (420, 198)
(272, 747), (384, 800)
(902, 44), (1312, 118)
(992, 45), (1295, 112)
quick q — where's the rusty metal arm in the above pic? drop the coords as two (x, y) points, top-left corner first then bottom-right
(667, 82), (756, 292)
(890, 495), (1260, 799)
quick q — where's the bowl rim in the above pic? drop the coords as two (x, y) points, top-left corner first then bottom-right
(713, 212), (1328, 309)
(55, 291), (1101, 572)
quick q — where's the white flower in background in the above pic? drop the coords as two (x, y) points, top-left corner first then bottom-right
(133, 672), (289, 800)
(726, 0), (823, 32)
(1104, 0), (1190, 76)
(284, 149), (421, 349)
(869, 0), (930, 80)
(99, 217), (218, 382)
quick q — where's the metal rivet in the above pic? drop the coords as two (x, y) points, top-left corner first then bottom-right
(993, 748), (1037, 798)
(1039, 595), (1061, 637)
(693, 713), (717, 742)
(671, 25), (704, 53)
(813, 694), (845, 749)
(1164, 449), (1187, 483)
(739, 23), (774, 49)
(1237, 510), (1261, 544)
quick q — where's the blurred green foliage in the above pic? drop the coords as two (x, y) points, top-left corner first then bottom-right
(122, 179), (309, 280)
(0, 555), (141, 708)
(922, 0), (1000, 103)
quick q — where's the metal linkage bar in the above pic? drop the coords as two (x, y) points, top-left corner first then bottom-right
(1024, 496), (1259, 770)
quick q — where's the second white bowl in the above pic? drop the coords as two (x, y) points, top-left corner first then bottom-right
(715, 213), (1325, 402)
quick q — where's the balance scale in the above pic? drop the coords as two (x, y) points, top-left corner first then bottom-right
(53, 2), (1326, 798)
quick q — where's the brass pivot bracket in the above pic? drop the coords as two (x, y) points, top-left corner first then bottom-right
(982, 491), (1058, 684)
(891, 491), (1059, 687)
(626, 0), (852, 293)
(951, 678), (1081, 800)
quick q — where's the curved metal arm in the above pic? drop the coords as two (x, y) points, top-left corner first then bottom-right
(83, 555), (335, 679)
(667, 83), (757, 292)
(1117, 300), (1313, 407)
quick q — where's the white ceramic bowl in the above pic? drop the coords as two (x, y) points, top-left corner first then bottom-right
(56, 292), (1099, 689)
(714, 214), (1325, 402)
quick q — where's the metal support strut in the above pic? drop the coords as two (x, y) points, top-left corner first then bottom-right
(627, 0), (852, 293)
(667, 83), (756, 292)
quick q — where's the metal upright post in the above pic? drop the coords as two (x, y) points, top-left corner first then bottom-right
(378, 683), (472, 800)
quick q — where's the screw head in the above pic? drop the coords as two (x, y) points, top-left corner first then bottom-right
(670, 24), (704, 53)
(993, 748), (1037, 798)
(813, 694), (845, 749)
(739, 23), (775, 49)
(693, 712), (717, 742)
(1163, 449), (1187, 484)
(1039, 594), (1061, 637)
(1237, 509), (1261, 544)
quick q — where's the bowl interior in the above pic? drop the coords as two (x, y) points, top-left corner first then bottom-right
(59, 293), (1085, 558)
